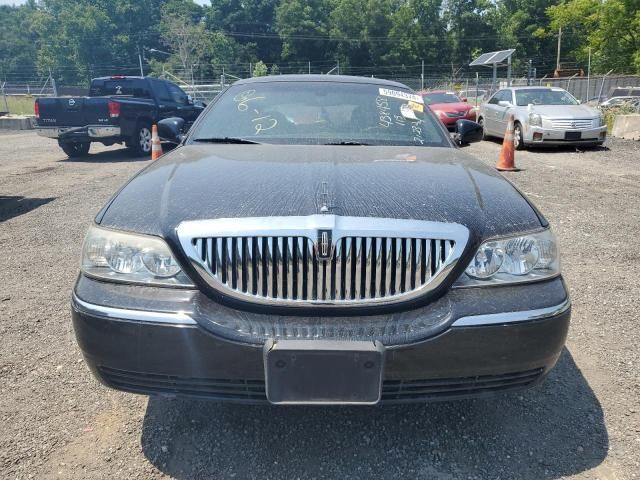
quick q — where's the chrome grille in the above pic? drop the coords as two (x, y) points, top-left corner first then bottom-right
(178, 216), (468, 308)
(445, 111), (466, 118)
(192, 235), (453, 301)
(550, 118), (595, 130)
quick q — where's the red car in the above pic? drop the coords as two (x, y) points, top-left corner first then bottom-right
(419, 90), (476, 129)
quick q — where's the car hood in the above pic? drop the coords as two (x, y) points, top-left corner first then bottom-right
(98, 144), (543, 243)
(523, 104), (598, 118)
(427, 102), (471, 112)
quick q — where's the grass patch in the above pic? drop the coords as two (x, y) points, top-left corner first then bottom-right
(1, 95), (36, 116)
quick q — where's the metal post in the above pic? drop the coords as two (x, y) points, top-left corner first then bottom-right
(586, 47), (591, 101)
(492, 63), (497, 91)
(598, 69), (614, 103)
(507, 55), (512, 87)
(421, 60), (424, 91)
(527, 59), (532, 86)
(249, 62), (252, 77)
(49, 68), (57, 96)
(556, 27), (562, 72)
(138, 54), (144, 77)
(337, 60), (340, 75)
(308, 61), (311, 75)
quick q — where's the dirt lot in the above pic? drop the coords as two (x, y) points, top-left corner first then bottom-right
(1, 132), (639, 479)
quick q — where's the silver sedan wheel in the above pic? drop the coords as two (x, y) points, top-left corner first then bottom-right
(513, 123), (524, 150)
(139, 127), (152, 153)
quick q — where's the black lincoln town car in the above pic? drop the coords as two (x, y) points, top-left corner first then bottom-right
(71, 75), (570, 404)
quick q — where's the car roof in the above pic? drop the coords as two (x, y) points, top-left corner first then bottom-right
(508, 86), (565, 91)
(232, 74), (410, 89)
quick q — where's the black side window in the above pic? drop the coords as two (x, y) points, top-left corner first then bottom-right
(488, 91), (503, 105)
(166, 82), (188, 104)
(152, 80), (172, 102)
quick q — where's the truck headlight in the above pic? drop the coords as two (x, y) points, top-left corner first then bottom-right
(456, 229), (560, 286)
(81, 225), (193, 287)
(529, 113), (542, 127)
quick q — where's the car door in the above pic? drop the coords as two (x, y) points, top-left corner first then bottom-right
(493, 90), (514, 137)
(483, 91), (504, 135)
(165, 82), (202, 125)
(151, 80), (180, 120)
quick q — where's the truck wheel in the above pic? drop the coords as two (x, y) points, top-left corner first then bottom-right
(129, 123), (152, 157)
(60, 142), (90, 158)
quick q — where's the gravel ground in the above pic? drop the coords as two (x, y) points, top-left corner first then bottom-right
(0, 132), (639, 479)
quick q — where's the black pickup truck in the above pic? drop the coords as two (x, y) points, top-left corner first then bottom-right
(35, 76), (205, 157)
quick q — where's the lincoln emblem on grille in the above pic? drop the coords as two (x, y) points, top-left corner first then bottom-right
(316, 229), (333, 260)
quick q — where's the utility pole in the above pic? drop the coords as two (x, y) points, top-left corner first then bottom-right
(586, 47), (592, 101)
(556, 27), (562, 72)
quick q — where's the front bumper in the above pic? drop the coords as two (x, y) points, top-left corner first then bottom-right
(36, 125), (121, 140)
(525, 124), (607, 145)
(71, 275), (570, 404)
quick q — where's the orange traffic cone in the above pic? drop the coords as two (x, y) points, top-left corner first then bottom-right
(496, 113), (519, 171)
(151, 124), (163, 160)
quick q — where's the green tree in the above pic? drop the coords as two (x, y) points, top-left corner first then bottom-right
(275, 0), (331, 62)
(252, 60), (269, 76)
(382, 0), (450, 67)
(547, 0), (640, 74)
(0, 1), (38, 79)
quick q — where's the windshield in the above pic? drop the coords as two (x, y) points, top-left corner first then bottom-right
(190, 82), (450, 147)
(515, 89), (578, 106)
(421, 93), (461, 104)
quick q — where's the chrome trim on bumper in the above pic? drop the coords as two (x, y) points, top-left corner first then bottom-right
(72, 293), (197, 326)
(72, 292), (569, 329)
(451, 298), (570, 327)
(36, 126), (121, 139)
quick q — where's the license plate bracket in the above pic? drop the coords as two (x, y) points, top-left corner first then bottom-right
(565, 131), (582, 140)
(264, 339), (384, 405)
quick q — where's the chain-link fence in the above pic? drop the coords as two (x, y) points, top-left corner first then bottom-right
(3, 64), (640, 114)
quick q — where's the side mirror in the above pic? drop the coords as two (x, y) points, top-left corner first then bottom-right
(186, 94), (194, 105)
(454, 119), (483, 146)
(498, 100), (512, 108)
(157, 117), (185, 144)
(462, 97), (468, 102)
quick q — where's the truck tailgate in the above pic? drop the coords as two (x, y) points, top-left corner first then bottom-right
(37, 97), (113, 127)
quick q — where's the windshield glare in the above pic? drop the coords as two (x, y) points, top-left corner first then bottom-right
(190, 82), (450, 147)
(421, 93), (461, 104)
(515, 89), (578, 106)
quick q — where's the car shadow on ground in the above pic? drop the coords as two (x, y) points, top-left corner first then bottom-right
(59, 144), (177, 163)
(0, 195), (55, 222)
(140, 349), (607, 479)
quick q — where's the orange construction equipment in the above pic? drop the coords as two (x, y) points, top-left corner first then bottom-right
(496, 113), (519, 171)
(151, 124), (163, 160)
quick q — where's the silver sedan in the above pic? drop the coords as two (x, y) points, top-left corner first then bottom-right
(478, 87), (607, 149)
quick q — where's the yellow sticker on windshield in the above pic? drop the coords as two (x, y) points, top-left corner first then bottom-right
(408, 101), (424, 112)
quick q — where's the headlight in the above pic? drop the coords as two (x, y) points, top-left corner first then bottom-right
(598, 112), (605, 127)
(529, 113), (542, 127)
(81, 225), (193, 287)
(457, 229), (559, 286)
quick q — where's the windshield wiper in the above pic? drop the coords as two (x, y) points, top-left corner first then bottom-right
(324, 141), (370, 146)
(193, 137), (261, 144)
